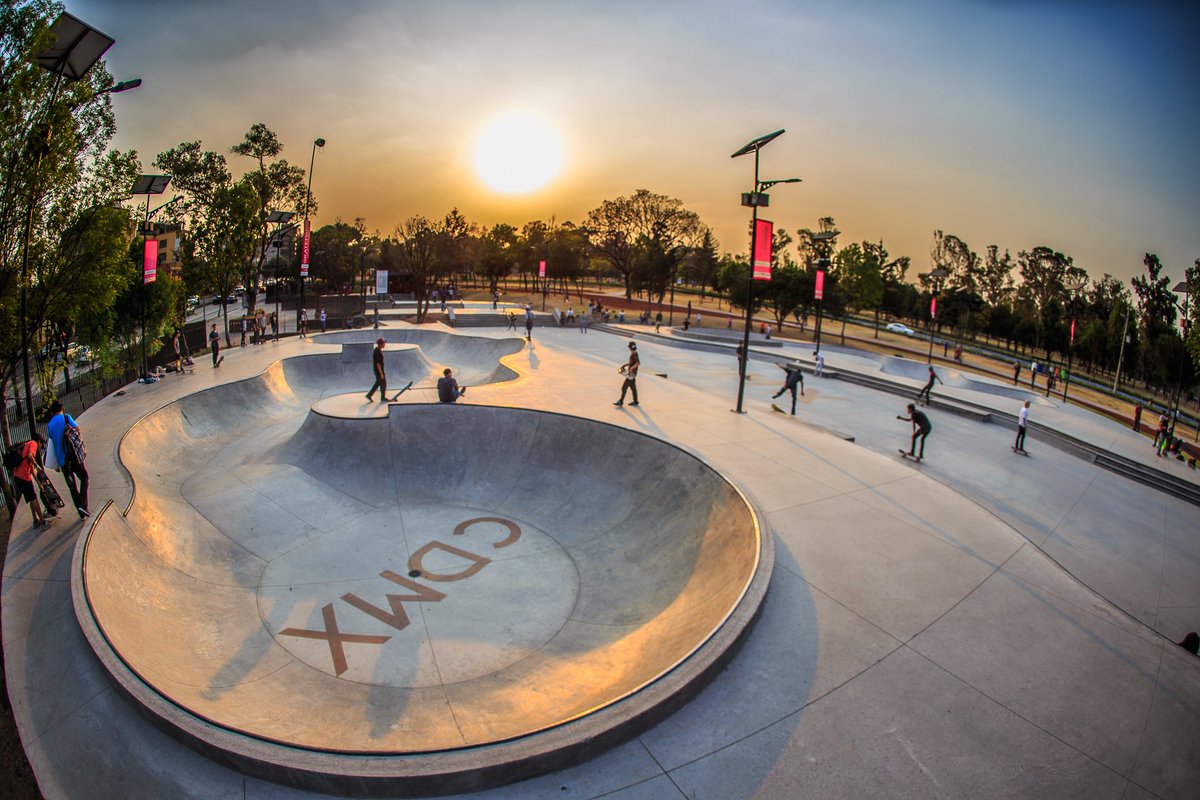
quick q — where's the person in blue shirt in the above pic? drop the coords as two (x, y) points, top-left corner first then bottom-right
(46, 400), (89, 519)
(437, 368), (466, 403)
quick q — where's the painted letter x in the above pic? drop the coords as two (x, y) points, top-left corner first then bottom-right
(279, 603), (390, 676)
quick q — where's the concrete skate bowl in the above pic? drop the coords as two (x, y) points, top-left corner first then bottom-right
(874, 355), (1052, 405)
(73, 378), (770, 795)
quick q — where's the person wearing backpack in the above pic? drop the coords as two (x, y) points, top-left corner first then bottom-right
(47, 400), (89, 519)
(7, 435), (52, 529)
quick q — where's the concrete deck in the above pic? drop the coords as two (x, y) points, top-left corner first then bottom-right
(5, 313), (1199, 799)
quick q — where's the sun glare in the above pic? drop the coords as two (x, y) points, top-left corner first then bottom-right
(473, 111), (563, 194)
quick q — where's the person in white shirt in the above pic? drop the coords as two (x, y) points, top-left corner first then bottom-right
(1014, 400), (1030, 452)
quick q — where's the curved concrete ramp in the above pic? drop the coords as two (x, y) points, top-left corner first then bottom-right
(73, 344), (770, 794)
(875, 355), (1052, 404)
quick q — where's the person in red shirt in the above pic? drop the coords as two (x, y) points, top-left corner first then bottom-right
(12, 434), (51, 528)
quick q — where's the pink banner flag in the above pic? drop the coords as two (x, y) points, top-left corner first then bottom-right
(539, 259), (546, 278)
(1070, 318), (1076, 345)
(143, 239), (158, 284)
(753, 219), (773, 281)
(930, 296), (937, 319)
(814, 267), (825, 300)
(301, 219), (311, 277)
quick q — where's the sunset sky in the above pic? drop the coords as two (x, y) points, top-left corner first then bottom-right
(73, 0), (1199, 286)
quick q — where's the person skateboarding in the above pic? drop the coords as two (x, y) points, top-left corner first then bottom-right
(1014, 400), (1030, 453)
(614, 341), (640, 407)
(365, 338), (387, 402)
(915, 366), (941, 406)
(897, 403), (932, 461)
(771, 361), (805, 415)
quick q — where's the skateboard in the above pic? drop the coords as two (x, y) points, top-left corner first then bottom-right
(388, 380), (414, 401)
(898, 449), (923, 462)
(1011, 447), (1029, 456)
(771, 403), (796, 415)
(215, 355), (224, 367)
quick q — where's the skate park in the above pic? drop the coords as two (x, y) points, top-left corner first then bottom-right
(4, 315), (1199, 799)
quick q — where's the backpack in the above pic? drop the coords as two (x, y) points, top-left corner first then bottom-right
(3, 441), (27, 471)
(63, 426), (87, 465)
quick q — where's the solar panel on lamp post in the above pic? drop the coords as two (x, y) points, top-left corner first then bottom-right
(731, 129), (799, 414)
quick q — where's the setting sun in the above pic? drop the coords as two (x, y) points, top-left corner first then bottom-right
(472, 111), (563, 194)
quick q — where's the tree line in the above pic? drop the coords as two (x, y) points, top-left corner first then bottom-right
(3, 0), (1198, 438)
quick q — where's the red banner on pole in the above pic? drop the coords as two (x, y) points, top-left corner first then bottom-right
(930, 296), (937, 319)
(1070, 318), (1076, 345)
(143, 239), (158, 284)
(814, 268), (825, 301)
(753, 219), (773, 281)
(301, 219), (311, 277)
(538, 259), (546, 278)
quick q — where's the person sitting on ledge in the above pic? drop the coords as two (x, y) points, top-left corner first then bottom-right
(437, 368), (466, 403)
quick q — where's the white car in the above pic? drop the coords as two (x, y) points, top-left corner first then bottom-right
(885, 322), (915, 336)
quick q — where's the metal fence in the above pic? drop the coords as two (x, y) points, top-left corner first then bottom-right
(1, 360), (152, 505)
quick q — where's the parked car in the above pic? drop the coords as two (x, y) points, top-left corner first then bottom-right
(885, 322), (915, 336)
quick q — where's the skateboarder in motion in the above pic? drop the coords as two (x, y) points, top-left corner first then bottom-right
(365, 338), (388, 402)
(915, 366), (941, 406)
(1014, 400), (1030, 453)
(614, 341), (640, 407)
(771, 361), (805, 415)
(897, 403), (932, 461)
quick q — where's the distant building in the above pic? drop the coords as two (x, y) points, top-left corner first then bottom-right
(150, 222), (183, 279)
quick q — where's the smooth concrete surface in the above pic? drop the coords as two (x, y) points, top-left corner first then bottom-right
(79, 395), (763, 752)
(5, 311), (1199, 799)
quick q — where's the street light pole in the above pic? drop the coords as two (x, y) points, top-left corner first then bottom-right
(925, 268), (948, 364)
(1169, 281), (1190, 437)
(132, 175), (172, 378)
(1062, 280), (1086, 404)
(299, 137), (325, 333)
(18, 13), (132, 424)
(264, 210), (295, 340)
(731, 130), (799, 415)
(1112, 304), (1131, 394)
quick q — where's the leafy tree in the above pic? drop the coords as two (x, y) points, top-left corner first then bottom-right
(834, 242), (884, 343)
(758, 262), (809, 329)
(717, 258), (766, 317)
(385, 215), (444, 322)
(310, 219), (361, 290)
(1, 0), (138, 423)
(478, 223), (518, 291)
(1015, 246), (1086, 351)
(1185, 259), (1200, 379)
(585, 189), (703, 298)
(230, 123), (309, 313)
(1130, 253), (1179, 387)
(981, 245), (1014, 307)
(680, 228), (720, 300)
